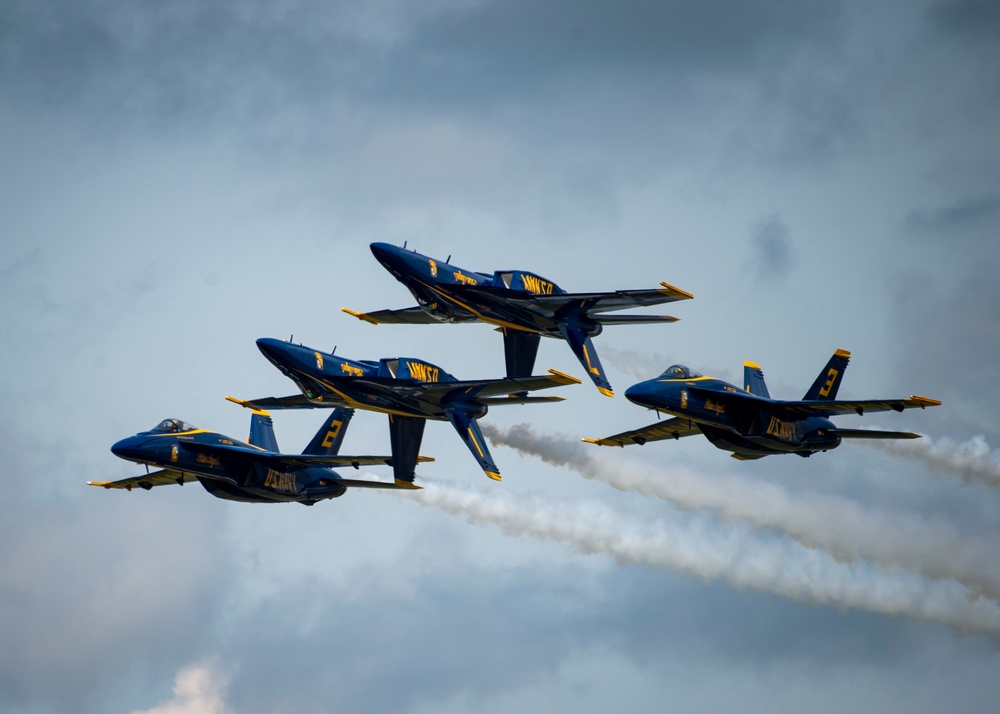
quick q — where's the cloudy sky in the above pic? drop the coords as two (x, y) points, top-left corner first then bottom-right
(2, 0), (1000, 711)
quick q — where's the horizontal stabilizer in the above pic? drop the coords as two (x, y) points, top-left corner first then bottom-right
(592, 314), (679, 325)
(341, 306), (444, 325)
(333, 478), (423, 490)
(829, 428), (922, 440)
(420, 368), (581, 401)
(478, 396), (565, 405)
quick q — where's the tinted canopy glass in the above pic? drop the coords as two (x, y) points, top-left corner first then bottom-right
(152, 418), (197, 433)
(659, 364), (702, 379)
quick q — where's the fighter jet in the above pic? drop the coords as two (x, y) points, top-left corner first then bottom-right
(342, 242), (693, 397)
(228, 337), (580, 482)
(93, 407), (428, 504)
(585, 349), (941, 460)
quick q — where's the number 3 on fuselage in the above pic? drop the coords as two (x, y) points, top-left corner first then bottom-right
(584, 349), (941, 460)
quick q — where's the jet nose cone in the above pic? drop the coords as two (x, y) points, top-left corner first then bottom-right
(110, 435), (146, 461)
(370, 242), (395, 264)
(257, 337), (293, 365)
(370, 242), (408, 272)
(624, 380), (660, 408)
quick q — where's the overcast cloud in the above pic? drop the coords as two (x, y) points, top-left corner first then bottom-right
(2, 0), (1000, 712)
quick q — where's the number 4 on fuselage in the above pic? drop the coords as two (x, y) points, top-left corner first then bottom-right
(342, 242), (693, 397)
(584, 349), (941, 460)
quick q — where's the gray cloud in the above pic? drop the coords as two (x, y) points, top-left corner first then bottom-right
(3, 1), (1000, 711)
(745, 214), (794, 283)
(928, 0), (1000, 48)
(904, 195), (1000, 235)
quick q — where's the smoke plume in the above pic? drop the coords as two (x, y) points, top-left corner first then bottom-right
(406, 480), (1000, 637)
(868, 434), (1000, 487)
(481, 423), (1000, 600)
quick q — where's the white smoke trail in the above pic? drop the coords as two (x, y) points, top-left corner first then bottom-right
(598, 346), (670, 380)
(407, 479), (1000, 637)
(867, 434), (1000, 487)
(482, 423), (1000, 600)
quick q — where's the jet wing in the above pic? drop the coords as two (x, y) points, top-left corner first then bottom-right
(342, 306), (444, 325)
(323, 369), (580, 402)
(777, 395), (942, 417)
(455, 282), (692, 317)
(583, 417), (701, 447)
(227, 394), (319, 410)
(181, 440), (434, 470)
(88, 469), (197, 491)
(230, 370), (579, 413)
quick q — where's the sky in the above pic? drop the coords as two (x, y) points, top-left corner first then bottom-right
(1, 0), (1000, 712)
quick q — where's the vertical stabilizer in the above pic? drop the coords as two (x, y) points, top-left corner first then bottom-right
(303, 408), (355, 455)
(557, 323), (614, 397)
(444, 406), (501, 481)
(803, 349), (851, 401)
(502, 328), (541, 380)
(743, 361), (770, 398)
(248, 411), (279, 452)
(388, 414), (427, 484)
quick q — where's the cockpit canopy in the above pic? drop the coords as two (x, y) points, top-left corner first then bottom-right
(151, 418), (197, 433)
(659, 364), (702, 379)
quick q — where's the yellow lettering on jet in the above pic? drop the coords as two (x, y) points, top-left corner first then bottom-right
(196, 453), (221, 467)
(522, 274), (554, 295)
(341, 362), (365, 377)
(704, 399), (725, 416)
(264, 469), (296, 492)
(407, 362), (440, 383)
(765, 416), (797, 441)
(321, 420), (343, 448)
(453, 270), (479, 285)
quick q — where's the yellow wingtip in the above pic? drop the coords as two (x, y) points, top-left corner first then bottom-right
(744, 361), (761, 369)
(659, 281), (694, 300)
(225, 396), (252, 409)
(342, 307), (380, 325)
(485, 471), (502, 482)
(597, 386), (615, 398)
(834, 348), (852, 358)
(581, 438), (600, 444)
(547, 368), (583, 385)
(415, 455), (436, 463)
(394, 479), (423, 490)
(910, 395), (942, 408)
(87, 481), (110, 488)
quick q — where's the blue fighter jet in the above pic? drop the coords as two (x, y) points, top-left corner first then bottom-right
(585, 349), (941, 459)
(93, 407), (428, 504)
(342, 242), (693, 397)
(228, 337), (581, 481)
